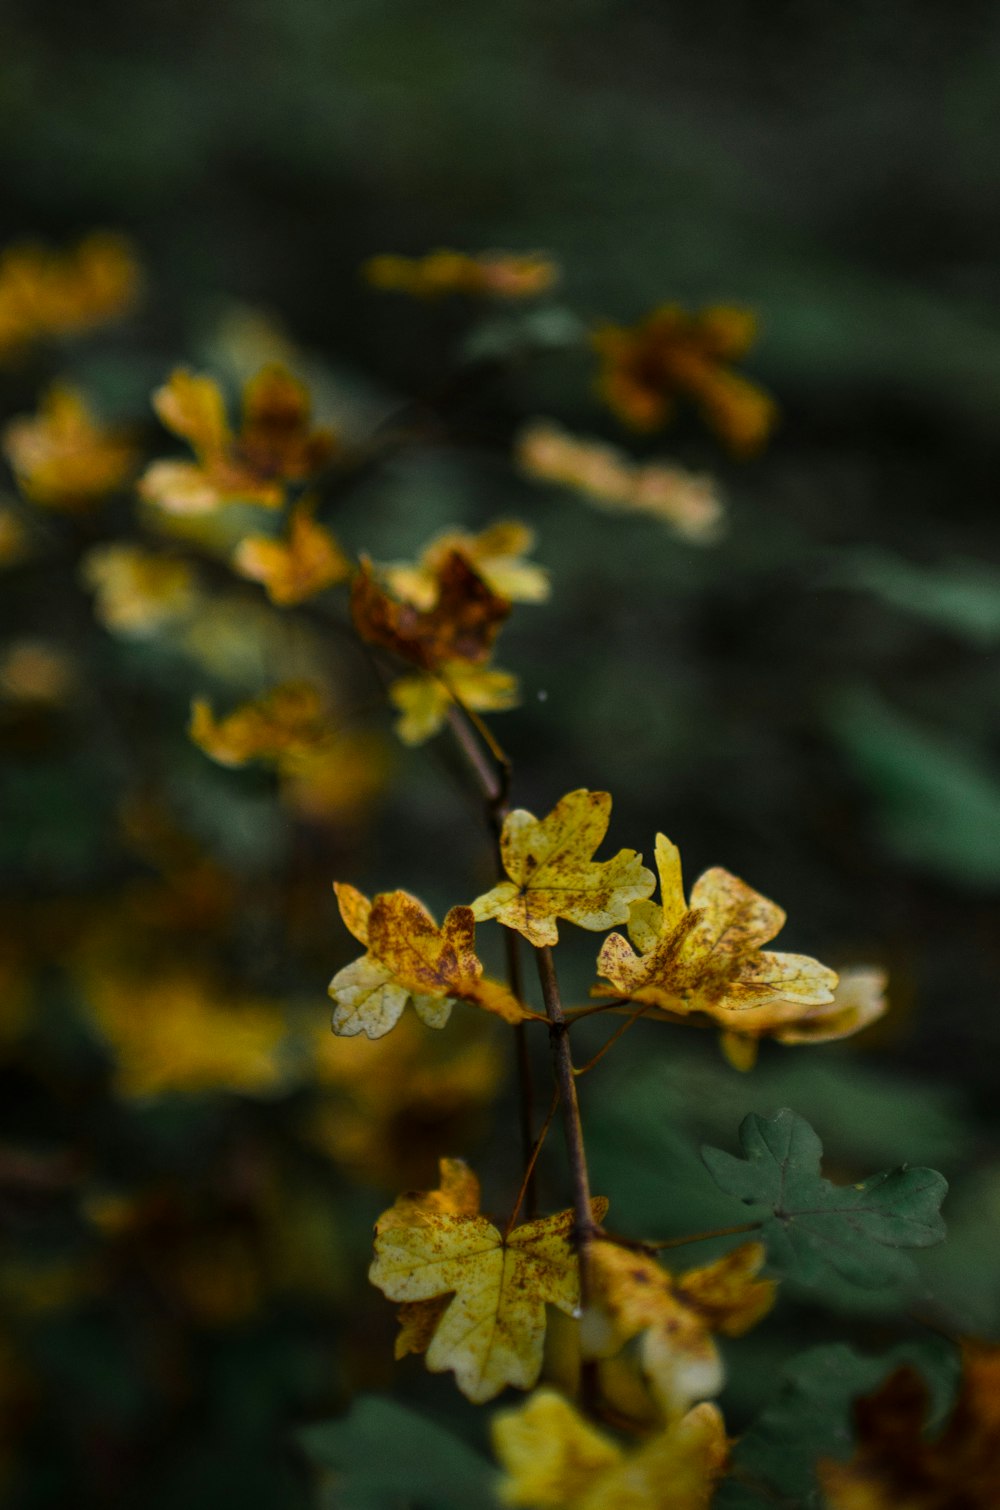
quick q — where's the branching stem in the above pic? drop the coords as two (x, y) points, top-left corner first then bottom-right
(442, 702), (537, 1213)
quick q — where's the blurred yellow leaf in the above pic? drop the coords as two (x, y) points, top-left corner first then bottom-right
(82, 544), (198, 637)
(592, 303), (777, 455)
(517, 421), (724, 543)
(364, 249), (558, 299)
(140, 363), (336, 514)
(370, 1159), (605, 1403)
(0, 232), (140, 360)
(716, 965), (889, 1070)
(472, 789), (655, 948)
(189, 681), (332, 768)
(3, 386), (137, 510)
(233, 498), (351, 605)
(384, 521), (549, 608)
(584, 1240), (775, 1416)
(389, 660), (519, 745)
(352, 551), (510, 671)
(307, 1016), (502, 1188)
(83, 967), (287, 1100)
(597, 833), (838, 1025)
(492, 1389), (728, 1509)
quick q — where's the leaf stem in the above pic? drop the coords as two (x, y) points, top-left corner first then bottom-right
(642, 1222), (763, 1251)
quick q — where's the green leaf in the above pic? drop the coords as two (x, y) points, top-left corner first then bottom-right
(716, 1338), (960, 1509)
(297, 1396), (498, 1510)
(828, 549), (1000, 645)
(827, 686), (1000, 887)
(702, 1109), (947, 1290)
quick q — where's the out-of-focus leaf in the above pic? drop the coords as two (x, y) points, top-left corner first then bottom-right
(716, 1338), (960, 1509)
(830, 549), (1000, 645)
(827, 686), (1000, 886)
(298, 1395), (498, 1510)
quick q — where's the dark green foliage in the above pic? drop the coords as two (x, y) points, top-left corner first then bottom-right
(298, 1397), (498, 1510)
(703, 1110), (947, 1290)
(716, 1337), (960, 1509)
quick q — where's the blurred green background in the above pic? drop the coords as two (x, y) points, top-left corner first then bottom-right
(3, 2), (1000, 1506)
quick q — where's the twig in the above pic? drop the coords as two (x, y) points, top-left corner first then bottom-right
(441, 700), (539, 1215)
(573, 1004), (652, 1077)
(535, 947), (596, 1279)
(503, 1083), (560, 1238)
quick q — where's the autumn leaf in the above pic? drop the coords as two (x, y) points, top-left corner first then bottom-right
(82, 544), (199, 638)
(591, 303), (778, 455)
(517, 420), (724, 544)
(389, 660), (520, 745)
(383, 520), (550, 607)
(723, 1338), (960, 1509)
(3, 385), (137, 510)
(140, 363), (336, 514)
(702, 1109), (948, 1291)
(369, 1160), (606, 1403)
(306, 1012), (502, 1189)
(329, 885), (534, 1039)
(189, 681), (333, 769)
(716, 966), (889, 1071)
(819, 1341), (1000, 1510)
(471, 789), (655, 947)
(351, 550), (510, 670)
(232, 498), (350, 605)
(0, 232), (140, 360)
(583, 1239), (775, 1416)
(492, 1389), (728, 1509)
(364, 249), (558, 299)
(83, 965), (287, 1100)
(596, 832), (839, 1025)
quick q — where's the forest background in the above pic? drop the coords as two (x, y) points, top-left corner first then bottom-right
(3, 3), (1000, 1506)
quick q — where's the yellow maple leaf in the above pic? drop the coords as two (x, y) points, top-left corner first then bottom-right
(369, 1160), (606, 1403)
(3, 386), (137, 510)
(716, 965), (889, 1071)
(0, 232), (140, 360)
(329, 884), (533, 1039)
(279, 729), (388, 826)
(306, 1016), (503, 1188)
(471, 789), (655, 948)
(592, 303), (777, 455)
(232, 498), (351, 605)
(364, 249), (558, 299)
(83, 966), (287, 1100)
(492, 1389), (728, 1509)
(517, 421), (724, 544)
(383, 521), (550, 608)
(82, 544), (199, 638)
(596, 832), (838, 1020)
(819, 1341), (1000, 1510)
(189, 681), (333, 769)
(389, 660), (520, 745)
(584, 1240), (775, 1416)
(140, 363), (336, 514)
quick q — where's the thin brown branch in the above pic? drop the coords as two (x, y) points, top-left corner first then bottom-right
(535, 945), (596, 1290)
(503, 1083), (560, 1238)
(573, 1003), (652, 1077)
(440, 699), (539, 1212)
